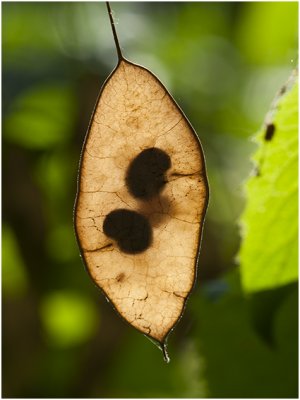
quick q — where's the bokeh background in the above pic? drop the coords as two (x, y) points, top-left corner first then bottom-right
(2, 2), (298, 398)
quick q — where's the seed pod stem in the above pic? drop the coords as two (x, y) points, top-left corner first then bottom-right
(106, 2), (123, 61)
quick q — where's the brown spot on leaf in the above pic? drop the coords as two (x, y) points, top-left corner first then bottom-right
(126, 116), (140, 129)
(116, 272), (125, 282)
(264, 123), (276, 141)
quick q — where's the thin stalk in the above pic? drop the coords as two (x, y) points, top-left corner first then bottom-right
(162, 343), (170, 363)
(106, 2), (123, 60)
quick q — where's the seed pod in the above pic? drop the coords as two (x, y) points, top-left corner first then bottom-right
(74, 2), (209, 361)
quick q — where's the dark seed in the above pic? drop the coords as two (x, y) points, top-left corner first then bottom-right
(125, 147), (171, 200)
(103, 209), (152, 254)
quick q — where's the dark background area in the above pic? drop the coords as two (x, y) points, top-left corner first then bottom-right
(2, 2), (298, 398)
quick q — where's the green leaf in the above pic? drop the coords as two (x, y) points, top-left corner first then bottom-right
(239, 74), (298, 292)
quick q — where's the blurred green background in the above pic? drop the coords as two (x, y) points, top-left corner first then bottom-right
(2, 2), (298, 398)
